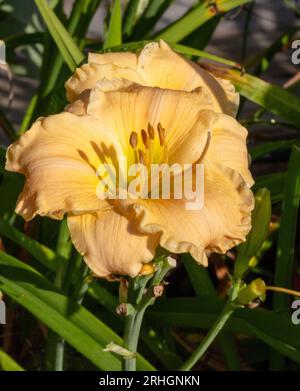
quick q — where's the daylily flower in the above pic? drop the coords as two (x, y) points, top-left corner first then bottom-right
(5, 42), (254, 278)
(65, 40), (239, 117)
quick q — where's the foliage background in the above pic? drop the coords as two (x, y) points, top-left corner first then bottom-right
(0, 0), (300, 371)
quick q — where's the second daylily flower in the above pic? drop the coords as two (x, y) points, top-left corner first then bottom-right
(6, 41), (254, 278)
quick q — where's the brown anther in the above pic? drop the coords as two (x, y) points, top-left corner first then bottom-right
(153, 284), (164, 298)
(157, 123), (165, 146)
(129, 131), (138, 149)
(147, 123), (155, 140)
(141, 129), (150, 149)
(138, 149), (146, 165)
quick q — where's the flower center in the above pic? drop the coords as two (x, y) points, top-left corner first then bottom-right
(128, 122), (168, 171)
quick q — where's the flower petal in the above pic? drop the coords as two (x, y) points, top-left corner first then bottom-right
(121, 163), (254, 264)
(137, 40), (239, 116)
(87, 82), (213, 165)
(205, 113), (254, 186)
(6, 112), (123, 220)
(68, 209), (159, 278)
(88, 51), (137, 68)
(65, 63), (143, 102)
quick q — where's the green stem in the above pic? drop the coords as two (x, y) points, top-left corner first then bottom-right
(180, 300), (236, 371)
(122, 312), (137, 371)
(122, 256), (176, 370)
(180, 282), (240, 371)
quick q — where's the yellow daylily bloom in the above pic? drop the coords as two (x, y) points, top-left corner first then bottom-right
(6, 44), (254, 279)
(65, 40), (239, 117)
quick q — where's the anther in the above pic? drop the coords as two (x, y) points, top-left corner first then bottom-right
(141, 129), (150, 149)
(157, 123), (166, 146)
(147, 123), (155, 140)
(129, 131), (138, 149)
(138, 149), (146, 165)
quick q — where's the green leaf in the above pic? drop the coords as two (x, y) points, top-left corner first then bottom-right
(0, 251), (154, 371)
(235, 188), (271, 278)
(250, 139), (300, 160)
(131, 0), (174, 40)
(207, 66), (300, 130)
(273, 145), (300, 311)
(154, 0), (252, 43)
(253, 172), (285, 203)
(0, 218), (66, 272)
(171, 43), (241, 69)
(0, 348), (25, 371)
(181, 14), (221, 50)
(271, 145), (300, 369)
(104, 40), (241, 69)
(123, 0), (141, 38)
(103, 0), (122, 50)
(147, 297), (300, 363)
(246, 27), (300, 75)
(34, 0), (84, 70)
(4, 32), (43, 51)
(0, 174), (24, 217)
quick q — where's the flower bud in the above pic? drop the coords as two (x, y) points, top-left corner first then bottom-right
(116, 303), (135, 317)
(237, 278), (266, 305)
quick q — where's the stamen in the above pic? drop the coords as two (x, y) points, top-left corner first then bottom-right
(138, 149), (146, 165)
(197, 131), (211, 163)
(157, 123), (166, 146)
(129, 131), (138, 149)
(147, 123), (155, 140)
(141, 129), (150, 149)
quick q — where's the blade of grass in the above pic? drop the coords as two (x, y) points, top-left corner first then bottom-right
(147, 297), (300, 363)
(0, 348), (25, 371)
(131, 0), (175, 40)
(273, 146), (300, 311)
(154, 0), (252, 43)
(0, 218), (66, 272)
(205, 65), (300, 130)
(253, 172), (285, 203)
(5, 32), (43, 51)
(0, 220), (172, 368)
(103, 0), (122, 50)
(0, 251), (154, 371)
(250, 139), (300, 160)
(181, 14), (221, 51)
(270, 146), (300, 370)
(246, 27), (300, 74)
(104, 40), (241, 69)
(34, 0), (84, 70)
(45, 219), (72, 371)
(123, 0), (141, 38)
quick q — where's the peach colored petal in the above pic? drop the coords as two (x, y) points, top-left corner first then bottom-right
(121, 163), (254, 264)
(205, 113), (254, 186)
(137, 40), (239, 116)
(65, 63), (143, 102)
(88, 51), (137, 68)
(68, 209), (159, 278)
(6, 112), (123, 220)
(65, 90), (90, 115)
(87, 82), (213, 166)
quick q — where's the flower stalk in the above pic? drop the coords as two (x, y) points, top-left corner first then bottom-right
(121, 256), (176, 371)
(180, 280), (240, 371)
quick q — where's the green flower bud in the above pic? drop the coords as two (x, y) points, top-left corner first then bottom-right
(237, 279), (266, 305)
